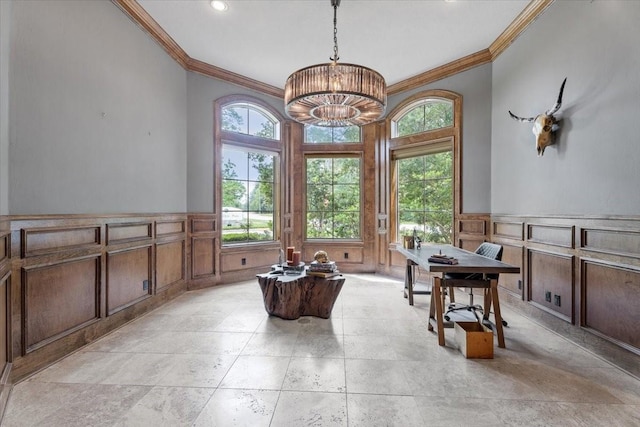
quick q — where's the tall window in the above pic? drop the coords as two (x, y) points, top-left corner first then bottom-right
(396, 149), (453, 243)
(218, 99), (281, 245)
(390, 92), (460, 245)
(306, 156), (361, 239)
(222, 147), (275, 243)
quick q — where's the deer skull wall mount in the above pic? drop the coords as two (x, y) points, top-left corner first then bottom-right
(509, 78), (567, 156)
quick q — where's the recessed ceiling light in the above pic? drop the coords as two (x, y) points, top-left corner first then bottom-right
(210, 1), (228, 12)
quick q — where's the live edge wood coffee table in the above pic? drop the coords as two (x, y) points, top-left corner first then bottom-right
(257, 270), (345, 320)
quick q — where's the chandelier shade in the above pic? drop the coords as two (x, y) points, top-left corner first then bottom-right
(283, 0), (387, 127)
(284, 62), (386, 127)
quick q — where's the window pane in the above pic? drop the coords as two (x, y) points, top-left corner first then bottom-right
(222, 147), (249, 180)
(222, 145), (277, 244)
(222, 108), (246, 133)
(304, 125), (360, 143)
(396, 99), (454, 138)
(306, 157), (360, 239)
(396, 151), (452, 244)
(222, 103), (279, 140)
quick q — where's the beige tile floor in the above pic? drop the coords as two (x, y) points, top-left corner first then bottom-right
(2, 274), (640, 426)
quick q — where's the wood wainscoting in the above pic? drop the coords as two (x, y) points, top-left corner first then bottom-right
(492, 214), (640, 356)
(0, 217), (11, 416)
(7, 214), (187, 382)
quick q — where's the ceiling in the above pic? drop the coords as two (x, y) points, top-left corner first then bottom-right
(135, 0), (533, 91)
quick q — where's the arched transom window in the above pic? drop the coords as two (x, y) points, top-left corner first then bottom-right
(392, 98), (454, 138)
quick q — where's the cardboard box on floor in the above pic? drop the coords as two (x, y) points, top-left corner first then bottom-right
(454, 321), (494, 359)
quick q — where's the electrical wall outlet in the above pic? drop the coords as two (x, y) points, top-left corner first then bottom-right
(545, 291), (551, 302)
(241, 258), (246, 265)
(344, 252), (349, 259)
(518, 280), (522, 290)
(143, 280), (149, 291)
(554, 295), (561, 307)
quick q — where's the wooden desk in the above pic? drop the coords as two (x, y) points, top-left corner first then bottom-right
(396, 244), (520, 348)
(257, 271), (345, 320)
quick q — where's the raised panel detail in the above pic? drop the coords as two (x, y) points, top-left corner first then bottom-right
(527, 224), (574, 248)
(528, 249), (574, 322)
(107, 246), (151, 314)
(581, 228), (640, 258)
(106, 223), (152, 245)
(192, 237), (215, 278)
(222, 249), (276, 272)
(458, 238), (484, 252)
(156, 220), (185, 237)
(459, 219), (485, 235)
(191, 219), (215, 233)
(493, 221), (524, 240)
(156, 241), (185, 291)
(0, 233), (8, 263)
(1, 271), (9, 366)
(499, 243), (524, 298)
(22, 227), (100, 257)
(23, 257), (99, 352)
(582, 259), (640, 351)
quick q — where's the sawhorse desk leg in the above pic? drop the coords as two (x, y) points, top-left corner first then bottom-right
(404, 259), (416, 306)
(427, 276), (446, 346)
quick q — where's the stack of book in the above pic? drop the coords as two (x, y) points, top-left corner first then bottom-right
(307, 261), (340, 278)
(428, 253), (459, 265)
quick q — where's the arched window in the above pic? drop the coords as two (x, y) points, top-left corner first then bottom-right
(388, 91), (461, 245)
(392, 98), (454, 138)
(221, 102), (280, 140)
(215, 96), (284, 245)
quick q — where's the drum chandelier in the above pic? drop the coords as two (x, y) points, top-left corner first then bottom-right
(284, 0), (387, 127)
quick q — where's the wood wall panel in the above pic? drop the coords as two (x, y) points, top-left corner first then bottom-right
(107, 246), (152, 315)
(6, 214), (187, 383)
(0, 234), (8, 263)
(581, 228), (640, 258)
(221, 248), (278, 272)
(527, 224), (574, 248)
(459, 219), (486, 235)
(156, 240), (185, 291)
(493, 221), (524, 240)
(22, 257), (99, 352)
(21, 227), (100, 257)
(191, 237), (215, 278)
(106, 222), (152, 245)
(0, 272), (8, 367)
(528, 249), (574, 322)
(303, 245), (365, 267)
(582, 259), (640, 350)
(499, 243), (524, 298)
(191, 218), (215, 233)
(155, 220), (185, 237)
(492, 215), (640, 355)
(458, 237), (485, 252)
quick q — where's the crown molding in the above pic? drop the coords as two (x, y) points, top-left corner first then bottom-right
(111, 0), (284, 98)
(187, 58), (284, 99)
(387, 49), (493, 96)
(113, 0), (552, 99)
(489, 0), (555, 59)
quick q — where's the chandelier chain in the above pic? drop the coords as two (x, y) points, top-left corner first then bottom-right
(331, 1), (339, 62)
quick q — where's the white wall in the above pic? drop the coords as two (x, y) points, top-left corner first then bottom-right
(388, 64), (494, 214)
(492, 0), (640, 216)
(0, 0), (11, 215)
(8, 0), (187, 214)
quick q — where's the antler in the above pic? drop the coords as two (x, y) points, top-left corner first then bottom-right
(508, 111), (535, 122)
(545, 77), (567, 116)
